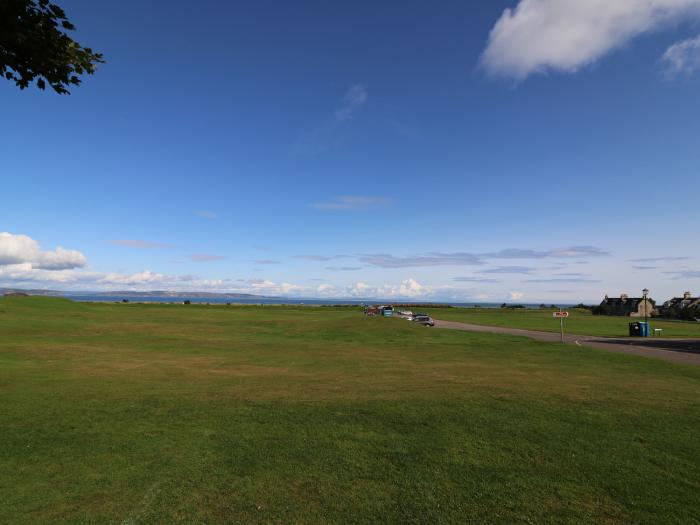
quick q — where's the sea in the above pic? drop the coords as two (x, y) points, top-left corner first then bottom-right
(60, 294), (564, 308)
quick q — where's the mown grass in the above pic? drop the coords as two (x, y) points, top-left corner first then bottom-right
(422, 307), (700, 338)
(1, 297), (699, 524)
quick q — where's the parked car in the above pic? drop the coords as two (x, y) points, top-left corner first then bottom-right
(412, 315), (434, 327)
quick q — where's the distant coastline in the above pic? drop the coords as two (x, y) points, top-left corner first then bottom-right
(1, 288), (573, 308)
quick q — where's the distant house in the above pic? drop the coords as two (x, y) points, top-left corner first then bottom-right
(659, 292), (700, 319)
(661, 292), (697, 311)
(597, 294), (657, 317)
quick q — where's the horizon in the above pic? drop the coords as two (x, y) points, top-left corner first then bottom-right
(3, 1), (700, 303)
(0, 285), (682, 306)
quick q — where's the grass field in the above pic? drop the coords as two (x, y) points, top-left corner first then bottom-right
(422, 307), (700, 338)
(1, 297), (699, 524)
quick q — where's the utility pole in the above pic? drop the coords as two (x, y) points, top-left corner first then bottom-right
(643, 288), (649, 335)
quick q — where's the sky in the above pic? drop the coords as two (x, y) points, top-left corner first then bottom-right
(2, 0), (700, 303)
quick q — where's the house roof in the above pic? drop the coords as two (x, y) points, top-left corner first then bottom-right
(663, 296), (699, 308)
(602, 297), (644, 305)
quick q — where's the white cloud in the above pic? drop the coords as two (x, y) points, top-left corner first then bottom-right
(97, 270), (169, 285)
(195, 210), (217, 220)
(348, 282), (371, 295)
(481, 0), (700, 80)
(330, 278), (432, 299)
(661, 34), (700, 76)
(0, 263), (239, 292)
(0, 232), (86, 270)
(509, 291), (524, 301)
(245, 279), (304, 295)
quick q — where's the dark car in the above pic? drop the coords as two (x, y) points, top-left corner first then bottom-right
(412, 315), (434, 327)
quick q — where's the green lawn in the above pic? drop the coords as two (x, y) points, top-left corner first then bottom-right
(422, 307), (700, 338)
(1, 297), (699, 524)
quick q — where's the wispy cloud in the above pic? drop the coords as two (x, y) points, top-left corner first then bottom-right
(195, 210), (217, 220)
(451, 276), (501, 284)
(293, 84), (368, 155)
(526, 278), (602, 284)
(359, 246), (607, 269)
(292, 254), (349, 261)
(481, 0), (700, 81)
(108, 239), (176, 249)
(334, 84), (367, 122)
(661, 35), (700, 78)
(292, 255), (335, 261)
(632, 266), (658, 270)
(360, 252), (482, 269)
(663, 270), (700, 279)
(627, 256), (689, 262)
(325, 266), (362, 272)
(485, 246), (609, 259)
(480, 266), (534, 275)
(311, 196), (390, 211)
(190, 254), (226, 262)
(254, 259), (280, 265)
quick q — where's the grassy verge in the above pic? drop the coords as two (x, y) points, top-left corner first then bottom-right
(1, 297), (699, 523)
(421, 307), (700, 338)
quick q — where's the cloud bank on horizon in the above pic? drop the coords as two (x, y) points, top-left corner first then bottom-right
(481, 0), (700, 80)
(1, 231), (689, 303)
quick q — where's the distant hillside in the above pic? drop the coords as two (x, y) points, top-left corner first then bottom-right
(1, 288), (272, 300)
(1, 288), (65, 297)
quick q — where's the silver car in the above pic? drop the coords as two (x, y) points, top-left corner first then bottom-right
(412, 315), (434, 327)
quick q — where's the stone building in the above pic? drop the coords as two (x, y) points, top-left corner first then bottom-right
(597, 293), (657, 317)
(659, 292), (700, 319)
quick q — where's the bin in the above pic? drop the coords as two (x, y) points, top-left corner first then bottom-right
(638, 322), (650, 337)
(629, 322), (650, 337)
(629, 322), (641, 337)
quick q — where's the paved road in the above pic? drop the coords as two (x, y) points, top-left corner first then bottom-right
(434, 319), (700, 366)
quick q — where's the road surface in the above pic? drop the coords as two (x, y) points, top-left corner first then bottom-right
(434, 319), (700, 366)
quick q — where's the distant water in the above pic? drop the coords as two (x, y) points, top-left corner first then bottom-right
(60, 295), (566, 308)
(62, 295), (366, 305)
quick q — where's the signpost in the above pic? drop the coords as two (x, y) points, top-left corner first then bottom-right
(553, 310), (569, 343)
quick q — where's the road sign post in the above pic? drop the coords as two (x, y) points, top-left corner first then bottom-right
(553, 310), (569, 343)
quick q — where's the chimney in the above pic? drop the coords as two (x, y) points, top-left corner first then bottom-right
(620, 293), (629, 300)
(684, 291), (692, 300)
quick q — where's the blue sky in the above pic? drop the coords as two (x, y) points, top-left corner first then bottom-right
(2, 0), (700, 302)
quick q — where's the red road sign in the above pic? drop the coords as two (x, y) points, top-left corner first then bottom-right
(553, 311), (569, 318)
